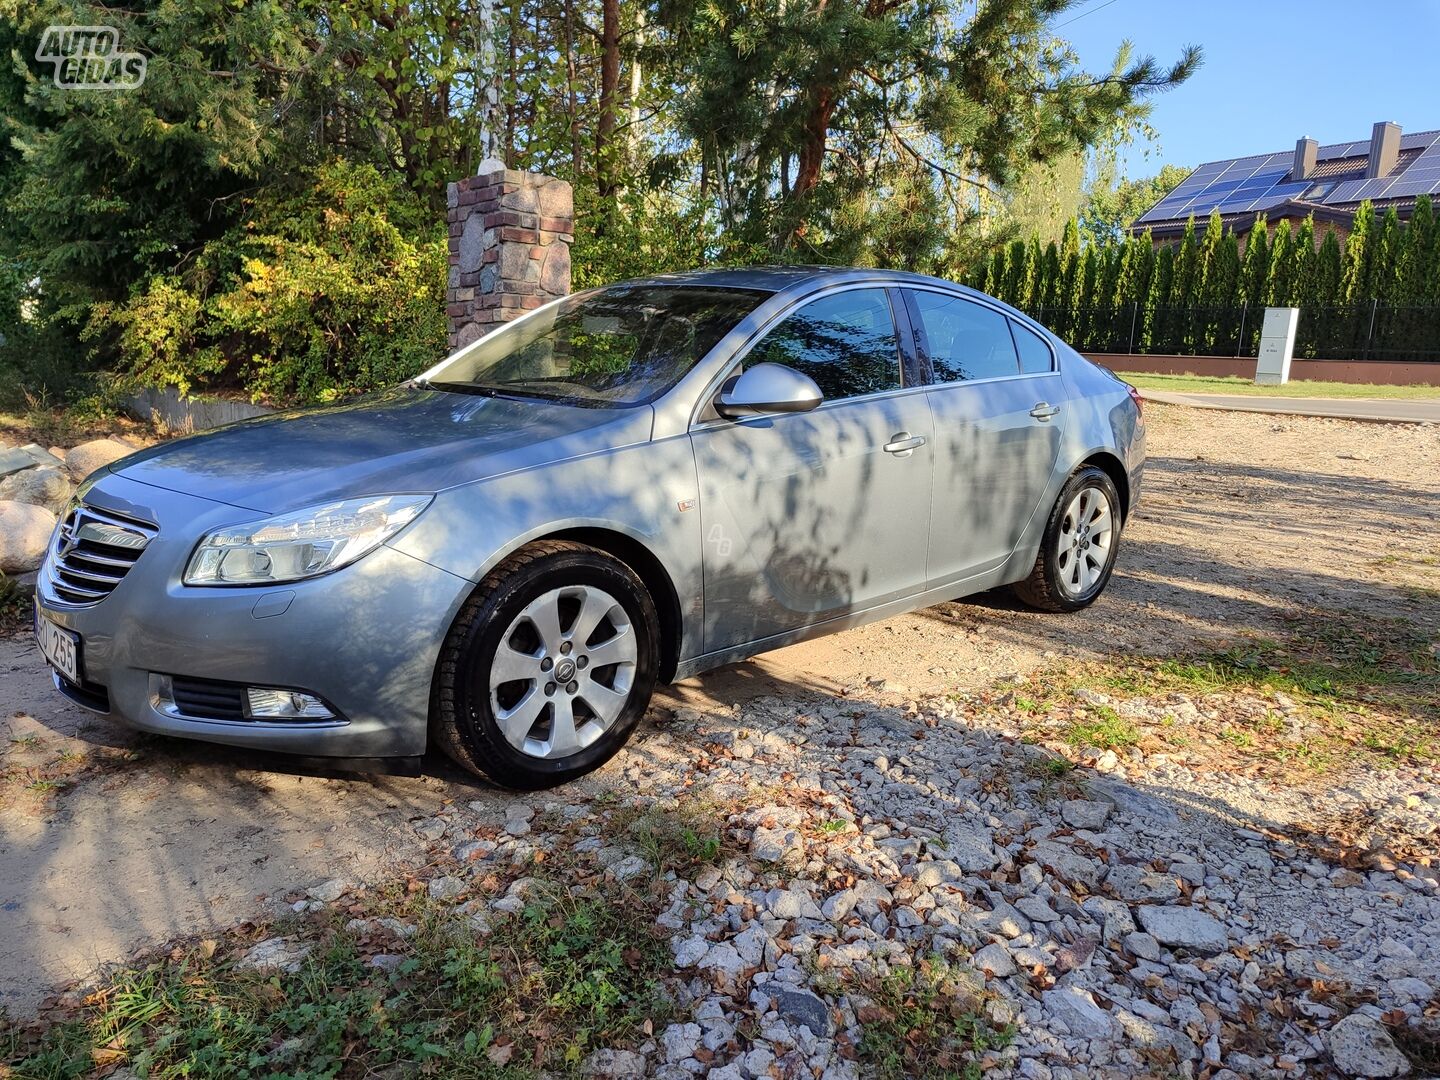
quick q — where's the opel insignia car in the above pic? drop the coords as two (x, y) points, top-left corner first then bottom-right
(34, 266), (1144, 789)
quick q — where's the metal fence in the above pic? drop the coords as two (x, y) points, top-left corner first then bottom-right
(1021, 301), (1440, 363)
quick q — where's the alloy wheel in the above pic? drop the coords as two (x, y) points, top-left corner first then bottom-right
(1056, 486), (1114, 597)
(487, 584), (638, 759)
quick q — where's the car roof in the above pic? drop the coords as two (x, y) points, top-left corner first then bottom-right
(618, 264), (973, 294)
(598, 264), (1050, 339)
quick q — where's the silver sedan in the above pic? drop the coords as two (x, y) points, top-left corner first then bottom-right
(34, 266), (1144, 788)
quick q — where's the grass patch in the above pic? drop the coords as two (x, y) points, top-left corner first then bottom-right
(610, 797), (731, 875)
(1124, 372), (1440, 400)
(840, 955), (1013, 1080)
(1063, 705), (1140, 751)
(1, 877), (673, 1078)
(1014, 610), (1438, 772)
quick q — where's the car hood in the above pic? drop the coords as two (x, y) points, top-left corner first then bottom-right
(109, 386), (654, 513)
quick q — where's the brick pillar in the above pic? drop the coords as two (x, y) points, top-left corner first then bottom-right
(446, 168), (574, 350)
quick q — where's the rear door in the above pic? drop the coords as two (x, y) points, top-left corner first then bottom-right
(689, 287), (933, 652)
(900, 288), (1064, 588)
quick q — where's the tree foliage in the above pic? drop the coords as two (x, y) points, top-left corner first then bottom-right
(0, 0), (1199, 405)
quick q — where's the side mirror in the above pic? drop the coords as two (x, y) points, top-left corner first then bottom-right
(715, 363), (824, 419)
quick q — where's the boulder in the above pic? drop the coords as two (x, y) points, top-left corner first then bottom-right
(1042, 984), (1115, 1038)
(0, 466), (74, 513)
(1325, 1013), (1411, 1077)
(1136, 905), (1228, 956)
(0, 501), (57, 573)
(64, 438), (133, 480)
(771, 987), (835, 1036)
(0, 443), (63, 478)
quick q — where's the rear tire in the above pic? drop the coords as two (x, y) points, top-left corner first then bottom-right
(433, 540), (659, 789)
(1012, 466), (1122, 613)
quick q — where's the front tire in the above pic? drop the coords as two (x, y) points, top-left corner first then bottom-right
(434, 540), (659, 789)
(1012, 466), (1122, 613)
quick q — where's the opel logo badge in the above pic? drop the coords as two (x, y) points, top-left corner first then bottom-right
(57, 517), (79, 558)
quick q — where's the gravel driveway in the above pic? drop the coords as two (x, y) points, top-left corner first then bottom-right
(2, 403), (1437, 1078)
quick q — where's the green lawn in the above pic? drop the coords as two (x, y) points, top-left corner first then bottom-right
(1121, 371), (1440, 400)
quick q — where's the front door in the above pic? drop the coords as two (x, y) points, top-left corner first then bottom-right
(690, 287), (934, 653)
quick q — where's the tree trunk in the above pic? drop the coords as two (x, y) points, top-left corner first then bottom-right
(786, 84), (835, 245)
(565, 0), (581, 178)
(596, 0), (621, 202)
(793, 85), (834, 201)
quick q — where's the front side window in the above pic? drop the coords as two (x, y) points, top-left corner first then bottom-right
(903, 290), (1020, 383)
(425, 285), (768, 407)
(745, 289), (902, 402)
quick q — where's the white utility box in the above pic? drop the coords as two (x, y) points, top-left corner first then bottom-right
(1255, 307), (1300, 385)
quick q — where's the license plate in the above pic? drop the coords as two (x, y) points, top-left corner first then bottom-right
(37, 614), (81, 684)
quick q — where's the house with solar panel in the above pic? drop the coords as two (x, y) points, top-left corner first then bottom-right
(1132, 122), (1440, 245)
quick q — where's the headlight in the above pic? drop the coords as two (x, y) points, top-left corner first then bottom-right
(183, 494), (432, 586)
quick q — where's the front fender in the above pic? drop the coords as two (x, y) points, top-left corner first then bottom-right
(387, 434), (704, 663)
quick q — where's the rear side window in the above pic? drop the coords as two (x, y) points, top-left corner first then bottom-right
(902, 290), (1019, 383)
(746, 288), (902, 401)
(1010, 320), (1055, 374)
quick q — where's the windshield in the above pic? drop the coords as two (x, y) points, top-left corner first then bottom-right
(423, 284), (769, 407)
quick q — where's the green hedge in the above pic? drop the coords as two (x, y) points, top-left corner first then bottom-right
(968, 198), (1440, 360)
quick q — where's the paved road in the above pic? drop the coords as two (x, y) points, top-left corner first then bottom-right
(1140, 389), (1440, 424)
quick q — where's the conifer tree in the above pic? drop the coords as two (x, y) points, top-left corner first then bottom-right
(1241, 217), (1270, 308)
(1417, 196), (1440, 301)
(1395, 197), (1431, 302)
(1268, 219), (1295, 307)
(1314, 229), (1344, 355)
(1039, 241), (1062, 314)
(1149, 243), (1176, 351)
(1341, 201), (1375, 303)
(1074, 245), (1100, 347)
(1291, 216), (1317, 309)
(1002, 239), (1030, 307)
(1369, 207), (1402, 302)
(988, 247), (1008, 301)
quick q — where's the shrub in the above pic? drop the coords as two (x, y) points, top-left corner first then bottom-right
(95, 162), (447, 406)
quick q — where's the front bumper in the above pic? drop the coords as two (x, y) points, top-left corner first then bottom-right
(34, 473), (472, 759)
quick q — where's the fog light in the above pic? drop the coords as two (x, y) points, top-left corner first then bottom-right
(244, 687), (335, 720)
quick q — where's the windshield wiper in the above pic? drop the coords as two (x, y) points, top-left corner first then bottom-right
(423, 381), (540, 401)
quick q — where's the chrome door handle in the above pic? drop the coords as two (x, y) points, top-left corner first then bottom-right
(883, 432), (927, 456)
(1029, 402), (1060, 421)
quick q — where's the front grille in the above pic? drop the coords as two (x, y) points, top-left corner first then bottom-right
(169, 677), (247, 721)
(44, 504), (156, 605)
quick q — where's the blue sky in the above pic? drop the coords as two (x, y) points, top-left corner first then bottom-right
(1061, 0), (1440, 178)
